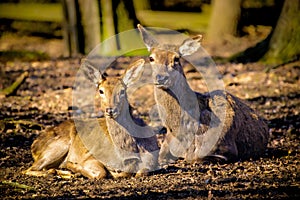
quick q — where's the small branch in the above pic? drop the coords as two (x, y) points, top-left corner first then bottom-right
(0, 71), (29, 98)
(1, 180), (36, 191)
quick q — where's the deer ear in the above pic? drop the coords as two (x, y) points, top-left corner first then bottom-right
(137, 24), (159, 51)
(122, 59), (145, 86)
(82, 60), (104, 87)
(178, 35), (202, 56)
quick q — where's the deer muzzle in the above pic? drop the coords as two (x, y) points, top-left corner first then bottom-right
(105, 107), (119, 118)
(154, 74), (170, 89)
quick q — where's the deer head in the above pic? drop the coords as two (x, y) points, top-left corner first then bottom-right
(137, 24), (202, 89)
(83, 59), (145, 119)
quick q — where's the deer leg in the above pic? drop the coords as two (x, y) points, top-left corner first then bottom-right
(65, 160), (107, 179)
(158, 134), (178, 166)
(214, 139), (239, 162)
(24, 141), (69, 176)
(135, 168), (149, 177)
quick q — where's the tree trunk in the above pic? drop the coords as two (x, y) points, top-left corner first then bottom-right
(99, 0), (117, 54)
(113, 0), (139, 33)
(112, 0), (140, 50)
(261, 0), (300, 64)
(99, 0), (139, 54)
(207, 0), (242, 44)
(101, 0), (115, 40)
(62, 0), (80, 57)
(78, 0), (101, 54)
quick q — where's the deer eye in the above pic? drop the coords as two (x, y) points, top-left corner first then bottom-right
(149, 56), (155, 62)
(99, 89), (104, 94)
(174, 57), (180, 63)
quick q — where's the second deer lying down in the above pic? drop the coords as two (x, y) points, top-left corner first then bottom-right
(24, 59), (159, 179)
(138, 24), (269, 164)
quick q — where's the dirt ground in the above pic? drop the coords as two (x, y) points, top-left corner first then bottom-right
(0, 34), (299, 199)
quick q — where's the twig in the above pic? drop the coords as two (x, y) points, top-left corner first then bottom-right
(1, 180), (35, 191)
(0, 71), (29, 98)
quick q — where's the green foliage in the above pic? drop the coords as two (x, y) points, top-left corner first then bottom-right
(0, 50), (49, 62)
(123, 49), (149, 56)
(0, 3), (62, 22)
(136, 4), (211, 33)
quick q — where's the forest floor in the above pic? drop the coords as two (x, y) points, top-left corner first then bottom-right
(0, 33), (299, 199)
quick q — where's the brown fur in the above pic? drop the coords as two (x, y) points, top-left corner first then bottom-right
(138, 24), (269, 163)
(24, 59), (159, 179)
(26, 119), (108, 179)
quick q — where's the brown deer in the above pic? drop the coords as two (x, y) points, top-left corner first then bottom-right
(138, 24), (269, 164)
(24, 59), (159, 179)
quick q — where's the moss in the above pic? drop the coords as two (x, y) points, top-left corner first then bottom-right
(0, 50), (49, 62)
(261, 0), (300, 65)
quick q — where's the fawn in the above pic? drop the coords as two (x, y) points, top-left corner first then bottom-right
(24, 59), (159, 179)
(138, 24), (269, 164)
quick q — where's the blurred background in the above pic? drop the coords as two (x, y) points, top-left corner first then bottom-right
(0, 0), (299, 64)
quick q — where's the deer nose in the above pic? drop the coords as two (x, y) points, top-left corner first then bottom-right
(156, 74), (169, 85)
(106, 108), (114, 117)
(105, 107), (119, 118)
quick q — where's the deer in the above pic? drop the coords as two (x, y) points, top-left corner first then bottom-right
(24, 59), (159, 179)
(137, 24), (269, 165)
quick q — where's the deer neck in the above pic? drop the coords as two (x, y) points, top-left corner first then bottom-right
(153, 70), (200, 159)
(154, 72), (199, 120)
(106, 100), (133, 134)
(105, 102), (140, 159)
(105, 99), (148, 142)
